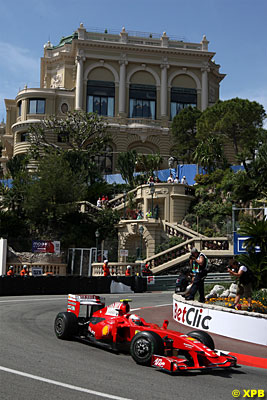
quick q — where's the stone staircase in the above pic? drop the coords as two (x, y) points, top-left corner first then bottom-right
(78, 191), (233, 275)
(144, 221), (233, 274)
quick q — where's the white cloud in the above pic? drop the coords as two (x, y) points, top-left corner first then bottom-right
(0, 42), (39, 74)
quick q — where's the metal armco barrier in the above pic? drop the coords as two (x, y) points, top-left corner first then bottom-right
(145, 273), (233, 292)
(0, 275), (146, 296)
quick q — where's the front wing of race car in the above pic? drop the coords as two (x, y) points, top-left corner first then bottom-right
(151, 352), (237, 373)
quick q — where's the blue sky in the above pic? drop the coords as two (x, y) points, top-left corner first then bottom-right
(1, 0), (267, 122)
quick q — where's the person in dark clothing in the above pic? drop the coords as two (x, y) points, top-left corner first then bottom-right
(227, 259), (253, 311)
(175, 268), (191, 294)
(185, 248), (208, 303)
(141, 263), (153, 276)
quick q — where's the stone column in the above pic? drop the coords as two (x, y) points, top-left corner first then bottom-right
(75, 54), (84, 110)
(201, 66), (210, 111)
(119, 60), (128, 115)
(160, 64), (168, 117)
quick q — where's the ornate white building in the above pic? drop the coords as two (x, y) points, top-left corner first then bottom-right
(2, 24), (225, 174)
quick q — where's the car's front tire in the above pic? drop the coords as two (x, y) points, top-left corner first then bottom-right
(187, 330), (215, 350)
(54, 312), (78, 340)
(130, 331), (164, 366)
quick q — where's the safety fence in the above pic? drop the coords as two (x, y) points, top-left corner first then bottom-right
(145, 273), (233, 292)
(0, 275), (146, 296)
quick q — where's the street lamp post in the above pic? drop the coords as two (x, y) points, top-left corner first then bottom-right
(139, 225), (144, 260)
(149, 182), (155, 217)
(95, 229), (100, 262)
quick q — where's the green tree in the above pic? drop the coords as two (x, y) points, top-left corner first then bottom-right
(171, 106), (202, 163)
(238, 217), (267, 256)
(28, 110), (109, 157)
(244, 142), (267, 199)
(1, 163), (31, 217)
(23, 153), (86, 236)
(193, 136), (229, 173)
(197, 98), (266, 165)
(136, 153), (163, 180)
(117, 150), (137, 187)
(237, 217), (267, 288)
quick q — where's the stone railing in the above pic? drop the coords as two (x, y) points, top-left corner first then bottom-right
(163, 222), (197, 241)
(148, 239), (195, 268)
(144, 236), (233, 273)
(6, 263), (67, 276)
(91, 262), (142, 277)
(108, 187), (138, 210)
(201, 238), (230, 251)
(78, 200), (101, 214)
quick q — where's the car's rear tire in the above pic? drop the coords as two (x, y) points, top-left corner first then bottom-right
(130, 331), (164, 366)
(187, 330), (215, 350)
(54, 312), (78, 340)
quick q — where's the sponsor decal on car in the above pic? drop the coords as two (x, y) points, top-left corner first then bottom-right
(153, 358), (166, 368)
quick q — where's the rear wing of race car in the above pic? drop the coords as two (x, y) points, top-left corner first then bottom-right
(67, 294), (105, 317)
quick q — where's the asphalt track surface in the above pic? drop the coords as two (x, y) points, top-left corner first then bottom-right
(0, 292), (266, 400)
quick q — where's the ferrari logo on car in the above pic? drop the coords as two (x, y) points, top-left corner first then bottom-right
(102, 325), (109, 336)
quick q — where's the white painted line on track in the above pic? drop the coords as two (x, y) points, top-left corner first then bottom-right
(0, 365), (133, 400)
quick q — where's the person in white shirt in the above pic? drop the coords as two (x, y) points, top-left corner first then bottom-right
(227, 259), (253, 311)
(181, 176), (188, 185)
(167, 173), (174, 183)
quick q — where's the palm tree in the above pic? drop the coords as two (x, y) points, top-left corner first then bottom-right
(237, 216), (267, 288)
(193, 136), (228, 174)
(238, 216), (267, 255)
(117, 150), (137, 187)
(136, 153), (163, 179)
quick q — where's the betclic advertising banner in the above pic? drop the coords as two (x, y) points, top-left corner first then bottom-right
(173, 298), (267, 346)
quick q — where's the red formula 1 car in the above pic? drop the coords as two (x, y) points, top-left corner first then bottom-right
(54, 295), (237, 374)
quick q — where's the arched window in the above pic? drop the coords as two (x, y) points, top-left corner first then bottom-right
(87, 80), (115, 117)
(170, 87), (197, 119)
(129, 84), (156, 119)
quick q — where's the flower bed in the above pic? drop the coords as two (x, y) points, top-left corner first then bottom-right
(206, 297), (267, 314)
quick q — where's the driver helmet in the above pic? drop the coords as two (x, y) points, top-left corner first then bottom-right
(129, 314), (142, 325)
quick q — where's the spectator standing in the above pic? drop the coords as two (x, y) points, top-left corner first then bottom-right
(7, 266), (15, 276)
(185, 248), (208, 302)
(97, 197), (102, 208)
(147, 176), (155, 184)
(227, 259), (253, 311)
(137, 210), (143, 220)
(181, 176), (188, 185)
(174, 176), (180, 183)
(167, 173), (174, 183)
(20, 265), (28, 276)
(125, 265), (131, 276)
(142, 263), (153, 276)
(102, 259), (110, 277)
